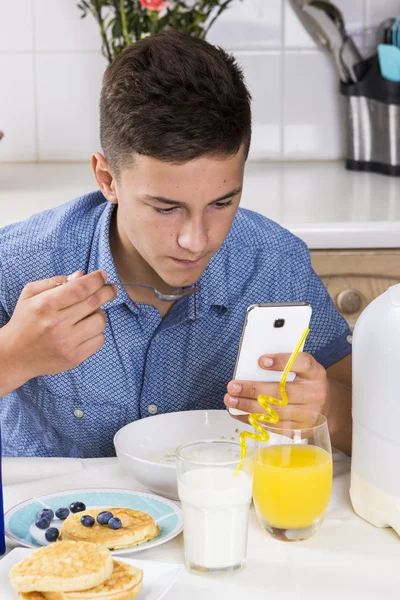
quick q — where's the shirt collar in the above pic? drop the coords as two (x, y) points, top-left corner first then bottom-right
(88, 199), (229, 315)
(87, 201), (133, 311)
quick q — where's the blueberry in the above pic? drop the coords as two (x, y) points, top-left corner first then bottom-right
(45, 527), (59, 543)
(70, 501), (86, 514)
(37, 508), (54, 521)
(35, 517), (51, 530)
(97, 511), (113, 525)
(55, 507), (70, 520)
(80, 515), (95, 528)
(108, 517), (122, 530)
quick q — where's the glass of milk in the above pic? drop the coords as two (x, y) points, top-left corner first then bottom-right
(176, 440), (253, 576)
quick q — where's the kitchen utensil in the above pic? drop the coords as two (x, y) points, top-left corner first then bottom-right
(380, 18), (396, 45)
(310, 0), (362, 83)
(291, 0), (363, 83)
(288, 0), (330, 48)
(106, 282), (199, 302)
(378, 44), (400, 82)
(392, 16), (400, 47)
(351, 283), (400, 536)
(340, 35), (363, 83)
(303, 3), (350, 81)
(309, 0), (345, 30)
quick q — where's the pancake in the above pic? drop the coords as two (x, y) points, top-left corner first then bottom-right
(18, 560), (143, 600)
(10, 541), (113, 593)
(60, 507), (160, 550)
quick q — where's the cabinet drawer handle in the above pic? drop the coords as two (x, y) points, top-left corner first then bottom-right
(336, 289), (363, 314)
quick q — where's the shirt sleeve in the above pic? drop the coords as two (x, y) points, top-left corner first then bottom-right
(290, 248), (352, 369)
(0, 267), (10, 329)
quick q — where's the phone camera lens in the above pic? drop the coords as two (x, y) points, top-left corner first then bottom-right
(274, 319), (285, 328)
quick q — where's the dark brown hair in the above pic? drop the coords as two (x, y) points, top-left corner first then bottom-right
(100, 29), (252, 173)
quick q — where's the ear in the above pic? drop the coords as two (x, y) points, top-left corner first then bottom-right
(91, 152), (118, 204)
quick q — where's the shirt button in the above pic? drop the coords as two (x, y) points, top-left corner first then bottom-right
(148, 404), (158, 415)
(74, 409), (84, 419)
(347, 335), (353, 344)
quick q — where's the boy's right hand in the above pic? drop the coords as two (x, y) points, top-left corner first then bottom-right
(2, 270), (117, 381)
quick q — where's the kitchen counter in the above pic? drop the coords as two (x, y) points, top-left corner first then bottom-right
(1, 161), (400, 249)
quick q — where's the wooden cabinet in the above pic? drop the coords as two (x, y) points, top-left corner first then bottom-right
(310, 250), (400, 330)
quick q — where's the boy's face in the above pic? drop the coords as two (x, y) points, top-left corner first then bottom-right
(96, 149), (246, 290)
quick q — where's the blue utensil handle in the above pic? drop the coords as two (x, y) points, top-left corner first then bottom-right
(378, 44), (400, 82)
(392, 16), (400, 47)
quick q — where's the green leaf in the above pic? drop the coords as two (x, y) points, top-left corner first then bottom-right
(112, 19), (123, 38)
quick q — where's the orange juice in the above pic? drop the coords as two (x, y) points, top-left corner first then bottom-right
(253, 444), (332, 530)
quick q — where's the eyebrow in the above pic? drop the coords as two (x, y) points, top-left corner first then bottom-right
(142, 186), (242, 207)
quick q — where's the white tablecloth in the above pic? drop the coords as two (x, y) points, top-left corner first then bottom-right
(2, 457), (400, 599)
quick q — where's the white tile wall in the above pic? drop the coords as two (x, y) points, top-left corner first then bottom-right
(0, 0), (33, 52)
(0, 54), (36, 161)
(36, 53), (106, 161)
(1, 0), (400, 163)
(283, 51), (346, 159)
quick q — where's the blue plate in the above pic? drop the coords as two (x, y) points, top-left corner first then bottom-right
(4, 488), (183, 554)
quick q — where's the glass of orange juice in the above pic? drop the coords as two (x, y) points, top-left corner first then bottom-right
(252, 407), (332, 542)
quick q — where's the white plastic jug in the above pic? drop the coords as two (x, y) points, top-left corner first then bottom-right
(351, 283), (400, 535)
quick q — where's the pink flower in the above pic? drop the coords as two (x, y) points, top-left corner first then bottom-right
(139, 0), (170, 11)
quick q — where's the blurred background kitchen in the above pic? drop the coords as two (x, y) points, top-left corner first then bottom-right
(1, 0), (400, 329)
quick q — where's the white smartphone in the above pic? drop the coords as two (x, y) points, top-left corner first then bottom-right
(229, 302), (312, 416)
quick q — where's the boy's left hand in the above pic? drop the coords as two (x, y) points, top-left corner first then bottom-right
(224, 352), (329, 417)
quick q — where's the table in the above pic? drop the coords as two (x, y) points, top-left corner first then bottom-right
(2, 457), (400, 599)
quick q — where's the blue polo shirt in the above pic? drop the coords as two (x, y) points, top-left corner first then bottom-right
(0, 191), (352, 457)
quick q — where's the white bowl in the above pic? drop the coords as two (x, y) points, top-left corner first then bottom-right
(114, 410), (254, 500)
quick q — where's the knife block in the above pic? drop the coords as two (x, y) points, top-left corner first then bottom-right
(341, 55), (400, 177)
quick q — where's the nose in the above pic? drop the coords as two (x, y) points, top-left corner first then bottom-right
(177, 214), (208, 256)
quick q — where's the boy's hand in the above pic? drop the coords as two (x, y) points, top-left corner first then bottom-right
(224, 352), (329, 418)
(2, 270), (117, 381)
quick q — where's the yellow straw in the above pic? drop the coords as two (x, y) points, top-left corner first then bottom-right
(238, 327), (310, 462)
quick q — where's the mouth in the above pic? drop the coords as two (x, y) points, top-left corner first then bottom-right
(170, 256), (205, 268)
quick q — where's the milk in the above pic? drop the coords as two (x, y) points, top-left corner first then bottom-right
(178, 467), (252, 571)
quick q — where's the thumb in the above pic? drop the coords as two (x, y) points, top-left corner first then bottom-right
(19, 271), (84, 300)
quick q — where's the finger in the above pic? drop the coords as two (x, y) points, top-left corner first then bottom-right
(258, 352), (324, 380)
(67, 270), (84, 281)
(228, 380), (284, 400)
(74, 333), (105, 365)
(19, 275), (71, 301)
(72, 310), (107, 345)
(224, 393), (261, 414)
(227, 381), (315, 405)
(224, 394), (308, 427)
(46, 270), (109, 310)
(64, 284), (117, 325)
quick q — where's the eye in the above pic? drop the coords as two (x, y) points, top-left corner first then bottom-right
(214, 200), (233, 209)
(153, 206), (178, 214)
